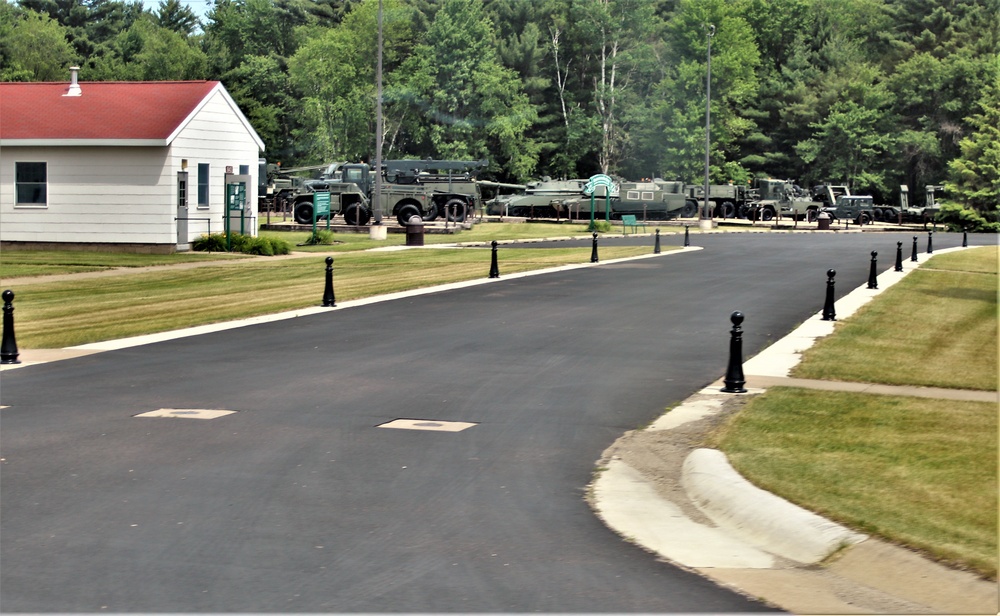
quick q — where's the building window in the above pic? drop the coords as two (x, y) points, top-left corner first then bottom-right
(197, 163), (210, 208)
(15, 162), (47, 206)
(239, 164), (249, 175)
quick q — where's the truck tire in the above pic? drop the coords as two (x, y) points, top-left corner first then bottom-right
(856, 213), (870, 225)
(681, 201), (698, 218)
(294, 200), (314, 225)
(806, 207), (819, 223)
(872, 208), (883, 221)
(760, 207), (775, 222)
(422, 203), (439, 222)
(344, 204), (371, 226)
(397, 204), (421, 226)
(720, 201), (736, 219)
(445, 198), (467, 222)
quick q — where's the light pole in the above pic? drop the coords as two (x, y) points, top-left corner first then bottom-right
(372, 0), (384, 229)
(700, 23), (715, 231)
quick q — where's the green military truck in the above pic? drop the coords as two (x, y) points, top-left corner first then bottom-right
(820, 195), (877, 225)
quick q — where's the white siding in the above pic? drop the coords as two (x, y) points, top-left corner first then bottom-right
(0, 88), (261, 247)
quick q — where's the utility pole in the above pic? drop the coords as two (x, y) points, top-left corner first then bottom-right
(701, 23), (715, 231)
(372, 0), (384, 226)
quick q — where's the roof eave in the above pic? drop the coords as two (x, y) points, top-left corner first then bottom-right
(0, 139), (169, 147)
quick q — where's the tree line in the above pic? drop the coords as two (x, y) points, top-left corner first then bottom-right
(2, 0), (998, 221)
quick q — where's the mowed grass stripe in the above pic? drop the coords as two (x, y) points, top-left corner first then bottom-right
(712, 387), (997, 578)
(11, 245), (656, 348)
(792, 246), (998, 391)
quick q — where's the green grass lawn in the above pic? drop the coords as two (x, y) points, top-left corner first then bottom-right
(711, 387), (997, 579)
(6, 244), (658, 348)
(792, 246), (998, 390)
(1, 250), (248, 279)
(713, 245), (999, 579)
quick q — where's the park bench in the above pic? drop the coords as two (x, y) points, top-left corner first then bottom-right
(621, 214), (648, 235)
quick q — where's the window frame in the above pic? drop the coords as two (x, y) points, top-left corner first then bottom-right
(15, 161), (48, 208)
(197, 163), (210, 209)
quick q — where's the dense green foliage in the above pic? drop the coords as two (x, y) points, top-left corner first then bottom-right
(3, 0), (998, 217)
(192, 231), (292, 254)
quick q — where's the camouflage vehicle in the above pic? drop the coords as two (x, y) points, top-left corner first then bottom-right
(747, 179), (823, 221)
(615, 179), (691, 219)
(288, 159), (486, 226)
(488, 177), (588, 217)
(685, 183), (755, 218)
(821, 195), (876, 225)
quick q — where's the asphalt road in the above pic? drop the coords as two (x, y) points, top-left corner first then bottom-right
(0, 231), (977, 612)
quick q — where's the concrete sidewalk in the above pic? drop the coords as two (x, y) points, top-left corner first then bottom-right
(591, 245), (999, 614)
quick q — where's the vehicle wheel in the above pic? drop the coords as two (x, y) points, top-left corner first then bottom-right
(760, 207), (775, 222)
(344, 204), (371, 226)
(681, 201), (698, 218)
(857, 213), (870, 225)
(396, 204), (421, 226)
(422, 203), (439, 222)
(872, 208), (883, 221)
(806, 208), (819, 223)
(445, 199), (467, 222)
(736, 204), (749, 219)
(294, 201), (314, 225)
(882, 208), (897, 223)
(720, 201), (736, 218)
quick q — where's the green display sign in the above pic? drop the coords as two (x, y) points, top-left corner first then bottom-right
(314, 192), (331, 218)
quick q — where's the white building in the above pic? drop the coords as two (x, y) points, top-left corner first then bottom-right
(0, 71), (265, 253)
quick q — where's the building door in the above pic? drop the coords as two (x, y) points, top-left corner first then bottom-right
(177, 171), (189, 249)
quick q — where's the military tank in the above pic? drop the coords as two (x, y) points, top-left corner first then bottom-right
(489, 177), (589, 217)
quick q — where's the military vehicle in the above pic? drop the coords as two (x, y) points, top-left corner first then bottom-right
(685, 183), (755, 218)
(820, 195), (876, 225)
(747, 178), (823, 221)
(811, 184), (851, 209)
(559, 178), (691, 220)
(287, 159), (487, 226)
(487, 177), (589, 217)
(877, 185), (942, 225)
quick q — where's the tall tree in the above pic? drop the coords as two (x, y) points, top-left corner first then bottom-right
(946, 70), (1000, 214)
(1, 5), (78, 80)
(156, 0), (199, 36)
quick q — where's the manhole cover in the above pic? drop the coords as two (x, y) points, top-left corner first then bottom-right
(134, 408), (237, 420)
(377, 419), (477, 432)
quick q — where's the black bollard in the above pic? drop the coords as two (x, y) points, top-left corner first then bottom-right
(895, 241), (903, 272)
(683, 225), (690, 247)
(722, 311), (747, 393)
(654, 228), (661, 254)
(1, 290), (20, 365)
(322, 256), (336, 307)
(927, 231), (933, 254)
(822, 269), (837, 321)
(591, 232), (599, 263)
(867, 250), (878, 289)
(963, 231), (968, 247)
(911, 236), (918, 262)
(489, 240), (500, 278)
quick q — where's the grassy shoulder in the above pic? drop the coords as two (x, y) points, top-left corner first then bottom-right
(792, 246), (998, 390)
(0, 250), (249, 279)
(710, 388), (997, 579)
(7, 244), (659, 348)
(712, 245), (999, 579)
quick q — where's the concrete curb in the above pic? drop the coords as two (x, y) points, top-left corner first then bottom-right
(682, 448), (867, 564)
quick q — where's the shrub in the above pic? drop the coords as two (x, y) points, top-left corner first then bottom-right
(590, 220), (613, 233)
(192, 232), (291, 255)
(302, 229), (335, 245)
(937, 202), (1000, 233)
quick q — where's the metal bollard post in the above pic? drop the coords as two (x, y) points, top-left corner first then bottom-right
(895, 241), (903, 272)
(1, 290), (20, 364)
(654, 228), (661, 254)
(867, 250), (878, 289)
(684, 225), (690, 247)
(591, 232), (599, 263)
(911, 236), (918, 262)
(322, 256), (336, 307)
(927, 231), (933, 254)
(822, 270), (837, 321)
(963, 230), (968, 247)
(489, 240), (500, 278)
(722, 311), (747, 393)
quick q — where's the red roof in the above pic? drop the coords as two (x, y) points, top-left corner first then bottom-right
(0, 81), (231, 143)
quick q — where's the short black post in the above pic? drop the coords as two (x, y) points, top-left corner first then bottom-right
(962, 230), (968, 247)
(894, 241), (903, 272)
(683, 225), (690, 247)
(722, 311), (747, 393)
(591, 232), (599, 263)
(822, 269), (837, 321)
(654, 228), (661, 254)
(927, 231), (933, 254)
(1, 290), (20, 365)
(322, 256), (336, 307)
(489, 240), (500, 278)
(867, 250), (878, 289)
(911, 236), (918, 262)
